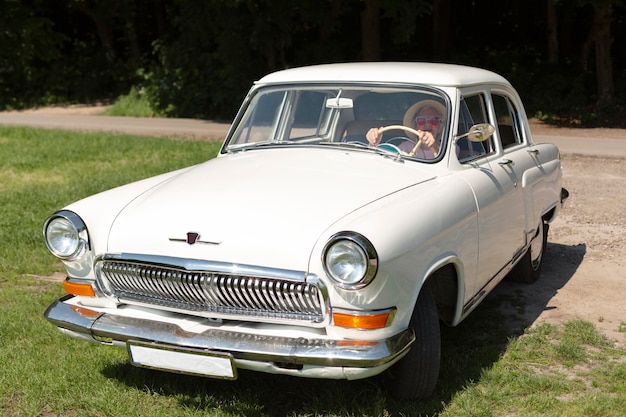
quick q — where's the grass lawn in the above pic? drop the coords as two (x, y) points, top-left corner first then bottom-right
(1, 126), (624, 416)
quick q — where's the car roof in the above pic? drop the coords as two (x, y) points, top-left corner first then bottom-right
(255, 62), (510, 88)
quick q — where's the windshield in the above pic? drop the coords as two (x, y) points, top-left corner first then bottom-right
(224, 85), (449, 161)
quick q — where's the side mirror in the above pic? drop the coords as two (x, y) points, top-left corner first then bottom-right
(455, 123), (495, 143)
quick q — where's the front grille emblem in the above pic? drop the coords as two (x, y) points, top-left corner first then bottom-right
(186, 232), (200, 244)
(169, 232), (221, 245)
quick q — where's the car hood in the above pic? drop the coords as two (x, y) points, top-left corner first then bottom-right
(107, 147), (435, 270)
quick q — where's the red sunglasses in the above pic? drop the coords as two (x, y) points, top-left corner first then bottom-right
(414, 116), (442, 127)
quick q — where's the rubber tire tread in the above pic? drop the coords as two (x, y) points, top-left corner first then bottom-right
(507, 222), (549, 284)
(383, 285), (441, 399)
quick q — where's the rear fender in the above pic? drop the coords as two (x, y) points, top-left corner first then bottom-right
(522, 156), (562, 241)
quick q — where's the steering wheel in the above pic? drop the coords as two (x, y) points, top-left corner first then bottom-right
(384, 136), (417, 146)
(377, 125), (438, 157)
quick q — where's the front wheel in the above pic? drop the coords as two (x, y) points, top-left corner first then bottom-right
(507, 221), (549, 283)
(382, 285), (441, 399)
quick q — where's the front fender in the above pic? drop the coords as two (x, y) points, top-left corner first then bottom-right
(309, 174), (479, 334)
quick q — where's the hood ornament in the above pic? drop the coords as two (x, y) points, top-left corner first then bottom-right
(169, 232), (221, 245)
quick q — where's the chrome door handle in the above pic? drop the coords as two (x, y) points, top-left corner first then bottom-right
(498, 159), (514, 167)
(527, 149), (539, 156)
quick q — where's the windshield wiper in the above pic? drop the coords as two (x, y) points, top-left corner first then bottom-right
(226, 140), (294, 152)
(318, 141), (370, 149)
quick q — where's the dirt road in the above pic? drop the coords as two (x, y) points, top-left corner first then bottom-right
(494, 154), (626, 345)
(2, 106), (625, 345)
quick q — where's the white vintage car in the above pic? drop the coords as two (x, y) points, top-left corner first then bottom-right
(43, 62), (567, 399)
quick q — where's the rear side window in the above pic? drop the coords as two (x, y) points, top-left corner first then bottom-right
(492, 94), (523, 149)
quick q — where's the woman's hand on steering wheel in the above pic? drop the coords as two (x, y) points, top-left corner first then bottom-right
(366, 127), (383, 146)
(377, 125), (439, 157)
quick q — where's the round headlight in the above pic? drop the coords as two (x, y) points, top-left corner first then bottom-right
(323, 232), (377, 290)
(44, 211), (88, 260)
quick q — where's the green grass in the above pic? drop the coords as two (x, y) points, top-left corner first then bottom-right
(0, 126), (221, 279)
(1, 126), (625, 416)
(440, 322), (626, 417)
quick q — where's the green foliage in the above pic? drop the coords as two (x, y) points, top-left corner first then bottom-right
(104, 86), (165, 117)
(142, 0), (360, 120)
(0, 1), (66, 108)
(2, 1), (626, 125)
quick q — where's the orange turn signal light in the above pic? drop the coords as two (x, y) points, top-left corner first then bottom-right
(333, 311), (392, 330)
(63, 279), (96, 297)
(336, 340), (378, 347)
(71, 305), (100, 318)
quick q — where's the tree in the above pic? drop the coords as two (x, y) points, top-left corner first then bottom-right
(359, 0), (431, 61)
(0, 0), (66, 107)
(361, 0), (381, 60)
(547, 0), (559, 64)
(579, 0), (615, 107)
(2, 0), (626, 124)
(433, 0), (452, 57)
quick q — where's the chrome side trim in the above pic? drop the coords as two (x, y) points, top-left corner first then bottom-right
(44, 296), (414, 368)
(461, 260), (512, 318)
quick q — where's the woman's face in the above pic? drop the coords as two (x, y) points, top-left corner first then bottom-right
(414, 107), (443, 138)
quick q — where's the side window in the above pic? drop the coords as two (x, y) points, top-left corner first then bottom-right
(457, 94), (493, 162)
(492, 94), (522, 149)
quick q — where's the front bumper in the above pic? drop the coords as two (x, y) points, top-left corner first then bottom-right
(44, 295), (414, 380)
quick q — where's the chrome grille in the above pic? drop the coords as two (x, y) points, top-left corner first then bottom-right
(96, 259), (326, 323)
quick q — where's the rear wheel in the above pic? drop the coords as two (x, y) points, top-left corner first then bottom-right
(382, 285), (441, 399)
(507, 221), (549, 283)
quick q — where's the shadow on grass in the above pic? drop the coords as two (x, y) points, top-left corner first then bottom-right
(100, 242), (585, 416)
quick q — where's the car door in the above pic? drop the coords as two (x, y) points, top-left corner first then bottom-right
(455, 92), (528, 300)
(491, 90), (562, 253)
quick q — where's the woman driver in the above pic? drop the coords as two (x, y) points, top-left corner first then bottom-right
(365, 100), (445, 159)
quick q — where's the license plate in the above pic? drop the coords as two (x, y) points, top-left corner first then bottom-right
(127, 342), (237, 380)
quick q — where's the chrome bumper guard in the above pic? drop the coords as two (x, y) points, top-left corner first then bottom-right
(44, 295), (414, 369)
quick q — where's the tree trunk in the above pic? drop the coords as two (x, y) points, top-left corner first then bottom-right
(361, 0), (381, 61)
(592, 2), (614, 108)
(433, 0), (452, 58)
(75, 2), (116, 63)
(546, 0), (559, 64)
